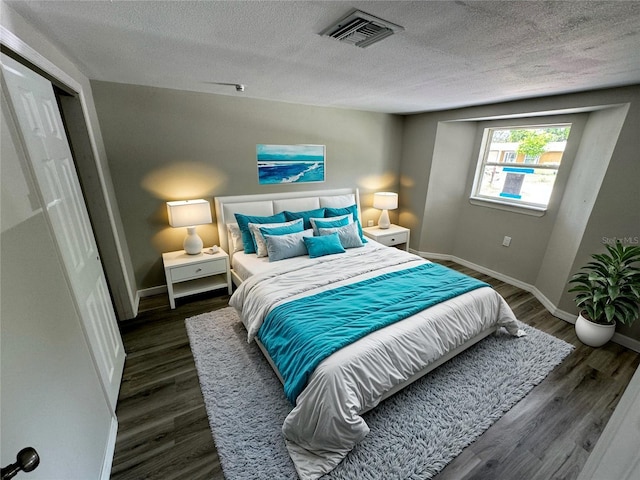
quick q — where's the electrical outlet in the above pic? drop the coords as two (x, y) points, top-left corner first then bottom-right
(367, 220), (374, 227)
(502, 236), (512, 247)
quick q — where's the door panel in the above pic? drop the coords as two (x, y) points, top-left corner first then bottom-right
(1, 53), (124, 411)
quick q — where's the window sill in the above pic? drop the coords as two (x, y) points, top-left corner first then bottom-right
(469, 197), (547, 217)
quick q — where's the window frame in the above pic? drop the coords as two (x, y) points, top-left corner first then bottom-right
(470, 123), (571, 212)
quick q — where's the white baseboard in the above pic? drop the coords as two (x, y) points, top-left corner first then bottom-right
(101, 416), (118, 480)
(133, 290), (141, 315)
(123, 286), (166, 319)
(413, 249), (640, 353)
(137, 285), (167, 298)
(612, 333), (640, 353)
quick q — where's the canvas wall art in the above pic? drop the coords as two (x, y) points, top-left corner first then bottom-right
(257, 144), (325, 184)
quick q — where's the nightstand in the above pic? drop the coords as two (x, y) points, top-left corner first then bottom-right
(162, 249), (232, 309)
(363, 224), (410, 251)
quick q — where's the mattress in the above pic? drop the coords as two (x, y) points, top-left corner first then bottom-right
(230, 251), (271, 281)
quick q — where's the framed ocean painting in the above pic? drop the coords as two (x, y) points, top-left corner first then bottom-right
(257, 144), (325, 184)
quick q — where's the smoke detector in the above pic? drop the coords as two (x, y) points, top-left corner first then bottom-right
(320, 9), (404, 48)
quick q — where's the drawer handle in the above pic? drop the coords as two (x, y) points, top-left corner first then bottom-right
(391, 238), (395, 242)
(195, 268), (202, 273)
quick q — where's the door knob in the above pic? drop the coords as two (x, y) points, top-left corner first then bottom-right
(1, 447), (39, 480)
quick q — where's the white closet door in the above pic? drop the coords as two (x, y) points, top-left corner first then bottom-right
(1, 53), (124, 411)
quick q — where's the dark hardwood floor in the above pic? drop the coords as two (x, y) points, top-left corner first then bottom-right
(110, 261), (639, 480)
(110, 292), (228, 480)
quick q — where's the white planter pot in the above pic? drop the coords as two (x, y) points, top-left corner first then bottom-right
(575, 312), (616, 347)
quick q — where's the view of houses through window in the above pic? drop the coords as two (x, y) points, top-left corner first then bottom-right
(472, 124), (571, 209)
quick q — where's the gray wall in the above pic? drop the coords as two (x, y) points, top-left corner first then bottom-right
(91, 81), (404, 290)
(401, 85), (640, 341)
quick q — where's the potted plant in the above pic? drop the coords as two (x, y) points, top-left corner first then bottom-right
(568, 243), (640, 347)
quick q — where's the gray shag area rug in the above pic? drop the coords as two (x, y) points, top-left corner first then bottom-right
(186, 307), (573, 480)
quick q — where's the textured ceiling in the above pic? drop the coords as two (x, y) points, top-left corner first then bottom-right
(6, 0), (640, 114)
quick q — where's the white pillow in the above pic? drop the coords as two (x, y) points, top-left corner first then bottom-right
(249, 218), (303, 257)
(227, 223), (244, 253)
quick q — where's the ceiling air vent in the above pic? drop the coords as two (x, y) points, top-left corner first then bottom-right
(320, 9), (404, 48)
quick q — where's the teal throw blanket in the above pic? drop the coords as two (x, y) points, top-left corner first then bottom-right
(258, 262), (490, 404)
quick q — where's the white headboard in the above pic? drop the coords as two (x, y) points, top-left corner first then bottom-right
(214, 188), (361, 258)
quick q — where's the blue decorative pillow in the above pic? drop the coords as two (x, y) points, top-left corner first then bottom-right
(283, 208), (326, 230)
(265, 229), (313, 262)
(234, 212), (286, 254)
(325, 204), (358, 220)
(259, 221), (304, 237)
(309, 214), (352, 235)
(318, 221), (364, 249)
(303, 233), (346, 258)
(325, 204), (367, 243)
(250, 218), (303, 257)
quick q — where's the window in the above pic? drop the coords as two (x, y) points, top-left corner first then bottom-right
(471, 124), (571, 210)
(503, 151), (516, 163)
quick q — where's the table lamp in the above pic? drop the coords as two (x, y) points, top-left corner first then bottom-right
(166, 199), (212, 254)
(373, 192), (398, 229)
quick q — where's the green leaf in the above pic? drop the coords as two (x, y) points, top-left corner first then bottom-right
(616, 303), (637, 326)
(621, 246), (640, 262)
(568, 277), (590, 286)
(604, 305), (616, 323)
(575, 297), (589, 307)
(592, 253), (612, 265)
(593, 291), (609, 303)
(568, 285), (591, 293)
(608, 286), (620, 300)
(585, 263), (608, 276)
(593, 304), (604, 321)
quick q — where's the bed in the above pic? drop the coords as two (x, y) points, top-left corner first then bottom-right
(214, 188), (523, 479)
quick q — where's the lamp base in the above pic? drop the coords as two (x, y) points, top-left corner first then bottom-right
(378, 209), (391, 229)
(183, 226), (204, 254)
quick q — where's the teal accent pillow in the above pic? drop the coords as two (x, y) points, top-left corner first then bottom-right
(318, 221), (364, 249)
(283, 208), (326, 229)
(325, 204), (367, 243)
(234, 212), (286, 254)
(265, 229), (313, 262)
(303, 233), (346, 258)
(309, 214), (351, 235)
(259, 221), (304, 238)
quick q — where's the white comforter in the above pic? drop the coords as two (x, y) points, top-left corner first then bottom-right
(230, 243), (522, 479)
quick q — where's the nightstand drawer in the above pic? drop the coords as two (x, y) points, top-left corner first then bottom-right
(376, 231), (408, 246)
(171, 259), (226, 282)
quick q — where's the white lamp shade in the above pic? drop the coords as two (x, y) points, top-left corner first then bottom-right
(373, 192), (398, 229)
(166, 199), (212, 227)
(167, 199), (212, 254)
(373, 192), (398, 210)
